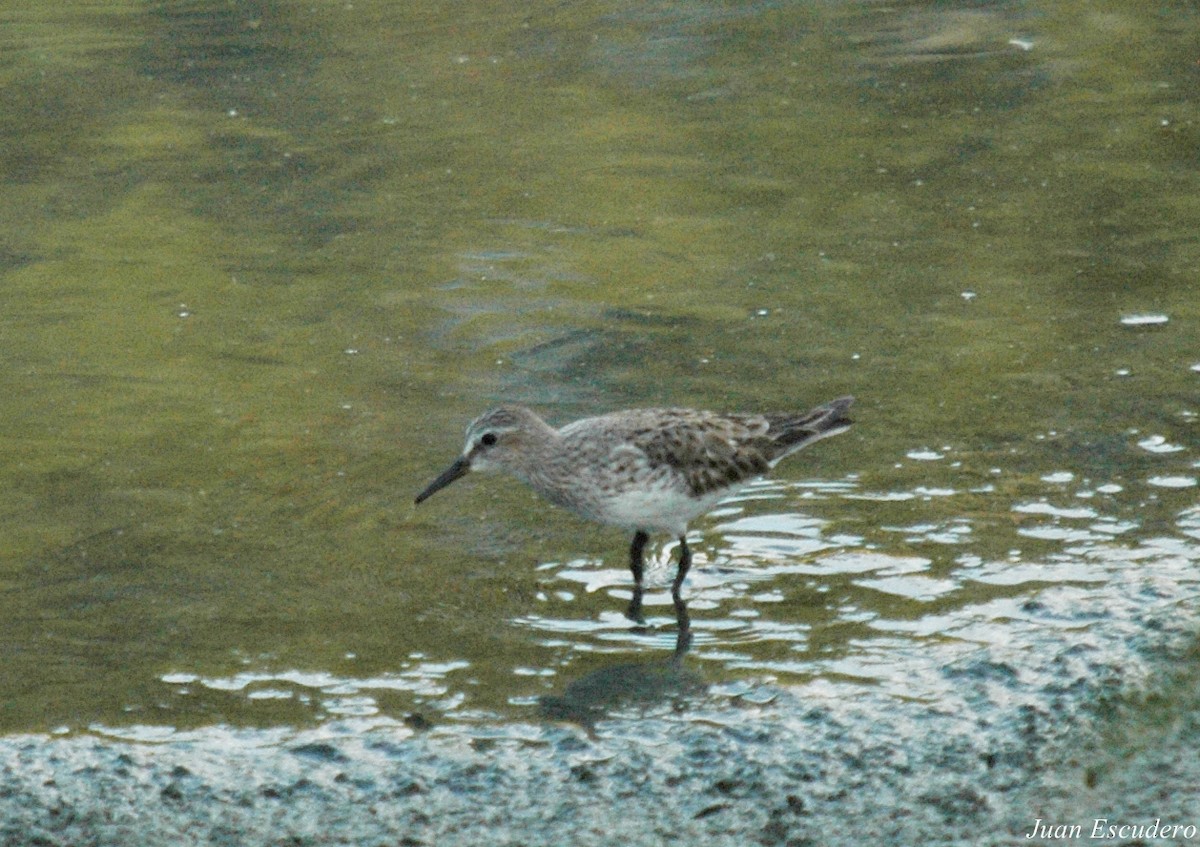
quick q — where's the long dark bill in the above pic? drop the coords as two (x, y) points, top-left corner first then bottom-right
(414, 456), (470, 504)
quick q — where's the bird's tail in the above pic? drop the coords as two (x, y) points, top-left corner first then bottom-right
(767, 396), (854, 465)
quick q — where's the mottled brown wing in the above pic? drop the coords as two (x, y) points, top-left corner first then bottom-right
(629, 411), (774, 497)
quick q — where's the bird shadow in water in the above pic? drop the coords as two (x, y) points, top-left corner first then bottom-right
(538, 595), (701, 732)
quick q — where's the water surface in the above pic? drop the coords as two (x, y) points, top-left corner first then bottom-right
(0, 0), (1196, 736)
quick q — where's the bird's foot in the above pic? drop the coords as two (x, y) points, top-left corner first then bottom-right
(625, 584), (647, 626)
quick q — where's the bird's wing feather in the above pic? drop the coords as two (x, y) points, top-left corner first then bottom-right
(625, 411), (774, 497)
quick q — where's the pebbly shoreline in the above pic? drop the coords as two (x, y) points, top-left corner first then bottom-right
(2, 608), (1197, 847)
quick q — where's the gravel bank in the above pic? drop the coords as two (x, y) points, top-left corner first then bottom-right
(3, 574), (1198, 847)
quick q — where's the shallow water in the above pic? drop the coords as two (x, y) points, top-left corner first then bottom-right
(0, 0), (1197, 737)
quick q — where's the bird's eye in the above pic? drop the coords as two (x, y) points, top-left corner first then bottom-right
(480, 432), (498, 447)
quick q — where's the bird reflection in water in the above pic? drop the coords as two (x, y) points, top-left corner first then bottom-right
(539, 595), (701, 731)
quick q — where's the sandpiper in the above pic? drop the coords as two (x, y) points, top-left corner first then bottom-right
(415, 396), (853, 620)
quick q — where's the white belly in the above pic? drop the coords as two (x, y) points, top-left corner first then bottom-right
(584, 486), (726, 536)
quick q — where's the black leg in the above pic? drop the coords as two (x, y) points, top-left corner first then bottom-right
(671, 536), (692, 598)
(671, 539), (692, 656)
(626, 530), (650, 623)
(629, 530), (649, 586)
(672, 592), (692, 660)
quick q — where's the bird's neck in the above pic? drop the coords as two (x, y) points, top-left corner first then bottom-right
(514, 434), (585, 510)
